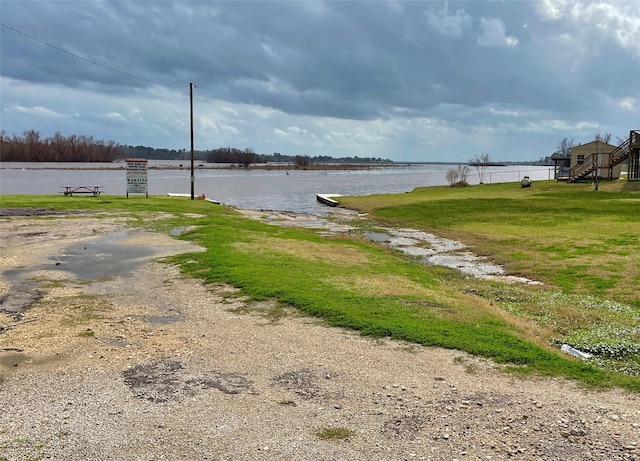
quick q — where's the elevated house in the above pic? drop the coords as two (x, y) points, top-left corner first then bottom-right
(570, 140), (619, 180)
(568, 130), (640, 182)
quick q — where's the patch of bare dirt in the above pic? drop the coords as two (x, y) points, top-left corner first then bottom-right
(0, 211), (638, 460)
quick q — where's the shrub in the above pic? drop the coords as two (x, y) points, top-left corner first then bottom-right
(446, 165), (470, 186)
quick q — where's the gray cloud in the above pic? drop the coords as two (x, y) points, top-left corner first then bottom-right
(1, 0), (638, 161)
(426, 3), (473, 38)
(477, 17), (519, 47)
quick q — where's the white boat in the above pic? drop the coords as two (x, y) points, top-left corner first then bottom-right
(167, 193), (220, 204)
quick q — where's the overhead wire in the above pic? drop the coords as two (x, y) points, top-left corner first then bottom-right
(1, 22), (184, 90)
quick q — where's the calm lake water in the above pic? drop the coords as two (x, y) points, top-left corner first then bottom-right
(0, 162), (553, 214)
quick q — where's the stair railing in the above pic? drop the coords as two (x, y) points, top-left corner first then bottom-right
(569, 131), (639, 182)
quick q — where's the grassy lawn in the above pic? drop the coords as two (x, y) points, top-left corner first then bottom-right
(1, 184), (639, 391)
(340, 179), (640, 379)
(339, 180), (640, 302)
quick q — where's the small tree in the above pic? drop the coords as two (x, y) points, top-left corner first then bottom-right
(236, 147), (257, 168)
(592, 128), (611, 190)
(469, 153), (490, 184)
(557, 137), (575, 157)
(594, 128), (611, 145)
(295, 155), (312, 168)
(446, 165), (470, 186)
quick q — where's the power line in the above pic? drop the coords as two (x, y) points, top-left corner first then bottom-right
(1, 22), (183, 89)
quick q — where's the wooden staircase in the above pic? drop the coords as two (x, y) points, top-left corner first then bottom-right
(569, 130), (640, 182)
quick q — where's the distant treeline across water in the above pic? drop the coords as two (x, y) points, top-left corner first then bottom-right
(1, 130), (392, 166)
(1, 130), (121, 162)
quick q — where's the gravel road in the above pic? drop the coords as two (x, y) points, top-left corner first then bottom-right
(0, 209), (638, 460)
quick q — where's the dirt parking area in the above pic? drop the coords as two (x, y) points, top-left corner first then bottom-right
(0, 209), (638, 460)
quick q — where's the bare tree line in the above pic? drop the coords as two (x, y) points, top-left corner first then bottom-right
(0, 130), (122, 162)
(205, 147), (258, 167)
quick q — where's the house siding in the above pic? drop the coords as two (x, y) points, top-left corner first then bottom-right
(570, 140), (621, 179)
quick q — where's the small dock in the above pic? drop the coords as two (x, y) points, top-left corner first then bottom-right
(316, 194), (342, 207)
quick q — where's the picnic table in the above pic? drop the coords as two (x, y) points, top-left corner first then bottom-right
(61, 186), (103, 196)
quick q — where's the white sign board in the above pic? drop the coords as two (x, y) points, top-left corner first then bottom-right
(126, 158), (148, 197)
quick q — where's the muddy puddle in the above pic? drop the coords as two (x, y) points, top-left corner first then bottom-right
(0, 349), (69, 371)
(47, 230), (161, 282)
(0, 351), (26, 368)
(366, 227), (541, 284)
(0, 228), (198, 321)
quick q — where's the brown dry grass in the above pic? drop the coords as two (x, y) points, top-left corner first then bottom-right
(233, 238), (371, 267)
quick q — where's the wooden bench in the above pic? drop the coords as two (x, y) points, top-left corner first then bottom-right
(61, 186), (103, 197)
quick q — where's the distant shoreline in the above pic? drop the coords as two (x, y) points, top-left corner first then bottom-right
(0, 162), (414, 171)
(1, 161), (529, 171)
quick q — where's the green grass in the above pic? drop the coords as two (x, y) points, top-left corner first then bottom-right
(340, 180), (640, 380)
(2, 190), (640, 391)
(340, 180), (640, 302)
(316, 427), (355, 440)
(77, 330), (95, 338)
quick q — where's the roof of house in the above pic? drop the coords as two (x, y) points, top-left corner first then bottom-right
(571, 140), (618, 151)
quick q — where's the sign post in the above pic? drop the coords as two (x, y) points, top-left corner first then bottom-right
(126, 158), (148, 198)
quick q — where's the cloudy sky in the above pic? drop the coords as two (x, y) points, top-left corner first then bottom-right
(1, 1), (639, 162)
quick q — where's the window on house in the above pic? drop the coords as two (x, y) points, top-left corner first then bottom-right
(577, 154), (585, 164)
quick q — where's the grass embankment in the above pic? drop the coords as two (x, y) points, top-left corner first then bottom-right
(340, 180), (640, 382)
(340, 180), (640, 302)
(1, 182), (639, 391)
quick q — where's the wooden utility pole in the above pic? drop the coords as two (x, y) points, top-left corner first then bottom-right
(190, 82), (195, 200)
